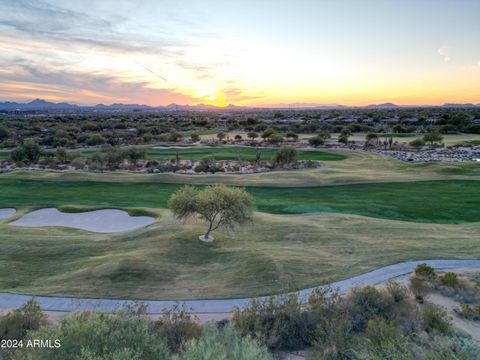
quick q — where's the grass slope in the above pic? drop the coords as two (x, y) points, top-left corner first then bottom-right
(1, 211), (479, 299)
(0, 179), (479, 223)
(3, 150), (479, 188)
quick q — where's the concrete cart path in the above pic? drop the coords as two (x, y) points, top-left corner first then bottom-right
(1, 259), (479, 314)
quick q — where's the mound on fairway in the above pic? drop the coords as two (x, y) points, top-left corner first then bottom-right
(0, 208), (16, 220)
(10, 208), (154, 233)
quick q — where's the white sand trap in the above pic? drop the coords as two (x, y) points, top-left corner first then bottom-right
(155, 146), (193, 150)
(0, 208), (16, 220)
(10, 208), (154, 233)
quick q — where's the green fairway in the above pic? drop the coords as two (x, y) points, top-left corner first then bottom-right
(0, 179), (479, 223)
(1, 211), (480, 299)
(74, 146), (347, 161)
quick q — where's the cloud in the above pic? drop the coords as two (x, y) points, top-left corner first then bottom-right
(0, 0), (185, 56)
(437, 46), (451, 63)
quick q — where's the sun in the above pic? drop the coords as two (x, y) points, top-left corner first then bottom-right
(192, 88), (229, 107)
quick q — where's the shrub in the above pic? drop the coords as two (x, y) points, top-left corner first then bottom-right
(385, 281), (409, 303)
(0, 126), (9, 140)
(233, 292), (315, 350)
(307, 287), (357, 359)
(272, 146), (298, 167)
(308, 136), (325, 147)
(175, 323), (273, 360)
(10, 140), (41, 163)
(456, 302), (478, 320)
(440, 272), (458, 287)
(14, 307), (170, 360)
(152, 303), (201, 352)
(359, 317), (413, 359)
(193, 164), (209, 173)
(414, 263), (436, 280)
(423, 333), (480, 359)
(409, 138), (425, 149)
(0, 299), (47, 340)
(267, 133), (284, 144)
(345, 286), (394, 331)
(422, 303), (450, 334)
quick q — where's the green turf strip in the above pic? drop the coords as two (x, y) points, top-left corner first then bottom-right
(0, 179), (478, 223)
(74, 146), (347, 161)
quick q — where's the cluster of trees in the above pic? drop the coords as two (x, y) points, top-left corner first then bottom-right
(2, 108), (478, 152)
(7, 141), (147, 171)
(89, 146), (147, 170)
(232, 265), (479, 358)
(0, 301), (273, 360)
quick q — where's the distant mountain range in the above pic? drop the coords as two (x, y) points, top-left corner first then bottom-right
(0, 99), (478, 112)
(0, 99), (250, 112)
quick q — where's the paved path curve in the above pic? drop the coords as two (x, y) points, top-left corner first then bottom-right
(1, 259), (479, 314)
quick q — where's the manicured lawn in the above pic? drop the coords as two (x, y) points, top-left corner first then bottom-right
(74, 146), (347, 161)
(0, 179), (478, 223)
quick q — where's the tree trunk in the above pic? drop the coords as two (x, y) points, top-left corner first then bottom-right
(204, 221), (214, 239)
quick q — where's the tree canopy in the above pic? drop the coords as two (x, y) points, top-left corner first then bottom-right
(168, 184), (255, 241)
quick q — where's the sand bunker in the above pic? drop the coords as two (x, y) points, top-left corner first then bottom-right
(154, 146), (193, 150)
(10, 208), (154, 233)
(0, 208), (16, 220)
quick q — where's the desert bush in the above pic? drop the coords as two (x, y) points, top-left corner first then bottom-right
(174, 323), (273, 360)
(414, 263), (436, 280)
(10, 140), (42, 163)
(456, 303), (477, 320)
(409, 276), (430, 302)
(422, 303), (450, 334)
(358, 317), (413, 360)
(440, 272), (459, 287)
(70, 157), (86, 170)
(409, 138), (425, 149)
(152, 303), (201, 352)
(0, 299), (47, 341)
(456, 302), (480, 321)
(308, 136), (325, 147)
(423, 333), (480, 360)
(344, 286), (394, 331)
(272, 146), (298, 167)
(385, 281), (409, 303)
(193, 164), (209, 173)
(233, 292), (314, 350)
(14, 307), (170, 360)
(307, 287), (356, 357)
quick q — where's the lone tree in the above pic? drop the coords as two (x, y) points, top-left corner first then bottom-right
(338, 128), (351, 145)
(423, 131), (444, 145)
(168, 184), (255, 241)
(365, 133), (378, 147)
(247, 131), (258, 141)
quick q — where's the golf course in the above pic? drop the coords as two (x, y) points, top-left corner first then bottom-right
(0, 150), (479, 299)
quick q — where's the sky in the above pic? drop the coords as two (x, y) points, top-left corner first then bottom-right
(0, 0), (479, 107)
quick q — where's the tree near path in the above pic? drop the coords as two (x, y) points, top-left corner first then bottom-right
(168, 184), (254, 241)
